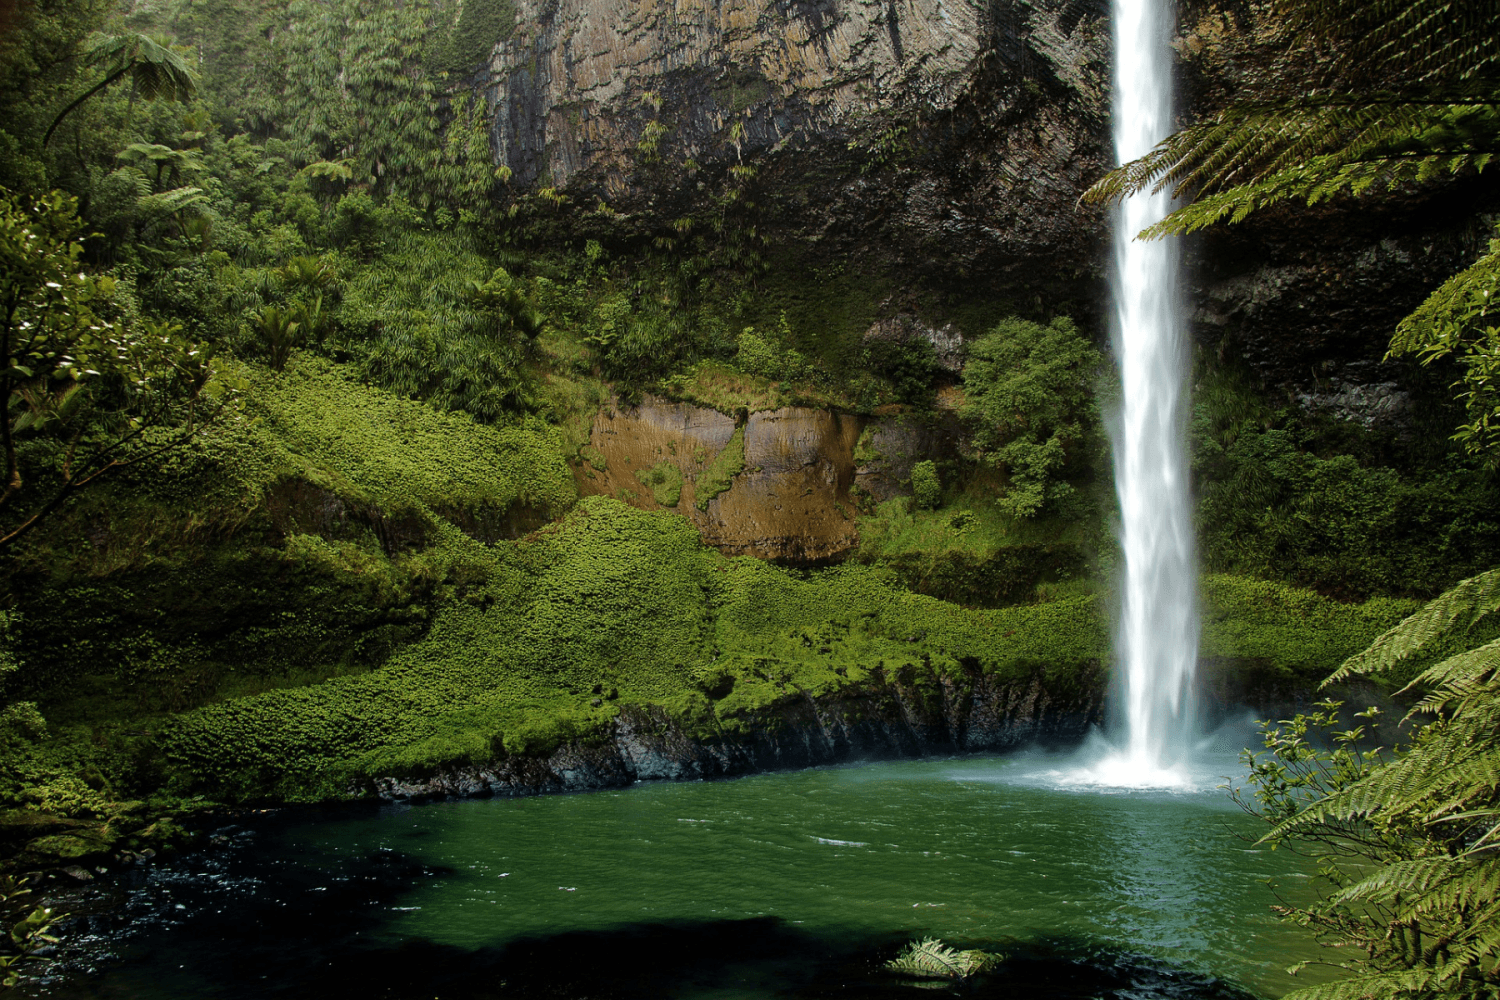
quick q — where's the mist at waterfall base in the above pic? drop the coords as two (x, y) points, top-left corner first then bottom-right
(1066, 0), (1202, 791)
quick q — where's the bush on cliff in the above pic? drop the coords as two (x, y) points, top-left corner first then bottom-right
(961, 317), (1104, 518)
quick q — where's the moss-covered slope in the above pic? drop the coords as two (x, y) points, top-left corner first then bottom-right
(0, 356), (1433, 867)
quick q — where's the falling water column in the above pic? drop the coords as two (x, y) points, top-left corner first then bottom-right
(1110, 0), (1198, 776)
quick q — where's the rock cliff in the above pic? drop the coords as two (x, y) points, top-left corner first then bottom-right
(481, 0), (1113, 288)
(477, 0), (1498, 396)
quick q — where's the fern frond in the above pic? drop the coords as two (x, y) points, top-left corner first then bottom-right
(885, 938), (1002, 979)
(135, 187), (208, 219)
(1322, 569), (1500, 687)
(1393, 243), (1500, 356)
(1081, 0), (1500, 235)
(1282, 966), (1442, 1000)
(1274, 0), (1500, 87)
(86, 33), (197, 103)
(1270, 722), (1495, 836)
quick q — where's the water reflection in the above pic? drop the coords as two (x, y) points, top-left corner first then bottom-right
(31, 752), (1322, 999)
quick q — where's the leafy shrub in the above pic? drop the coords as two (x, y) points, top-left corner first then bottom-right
(1197, 424), (1500, 598)
(910, 460), (942, 509)
(339, 231), (541, 419)
(1234, 569), (1500, 1000)
(866, 336), (940, 407)
(961, 316), (1102, 518)
(733, 327), (806, 383)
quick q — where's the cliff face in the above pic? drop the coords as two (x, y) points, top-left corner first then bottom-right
(574, 395), (958, 562)
(371, 660), (1108, 801)
(477, 0), (1496, 397)
(481, 0), (1113, 286)
(365, 655), (1391, 803)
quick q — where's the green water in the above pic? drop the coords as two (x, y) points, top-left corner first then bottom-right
(273, 752), (1324, 997)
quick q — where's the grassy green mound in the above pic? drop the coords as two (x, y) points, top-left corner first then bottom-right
(156, 496), (1114, 801)
(855, 497), (1097, 606)
(144, 500), (1417, 803)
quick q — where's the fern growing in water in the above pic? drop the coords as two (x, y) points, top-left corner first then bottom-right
(885, 938), (1003, 980)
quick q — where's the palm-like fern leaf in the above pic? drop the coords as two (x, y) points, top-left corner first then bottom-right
(1082, 0), (1500, 233)
(885, 938), (1002, 979)
(1321, 568), (1500, 687)
(44, 33), (198, 147)
(1255, 570), (1500, 998)
(1279, 0), (1500, 87)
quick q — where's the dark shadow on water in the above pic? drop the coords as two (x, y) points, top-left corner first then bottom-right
(27, 832), (1261, 1000)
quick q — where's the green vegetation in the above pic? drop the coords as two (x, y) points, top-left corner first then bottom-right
(694, 426), (744, 509)
(856, 497), (1095, 607)
(0, 475), (1417, 825)
(1238, 569), (1500, 1000)
(1190, 364), (1500, 599)
(910, 460), (942, 509)
(145, 505), (1408, 800)
(435, 0), (517, 77)
(961, 317), (1103, 518)
(1, 189), (219, 552)
(0, 872), (58, 987)
(636, 460), (683, 507)
(886, 938), (1003, 980)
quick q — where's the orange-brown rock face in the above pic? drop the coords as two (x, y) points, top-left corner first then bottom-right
(704, 406), (863, 561)
(575, 396), (953, 562)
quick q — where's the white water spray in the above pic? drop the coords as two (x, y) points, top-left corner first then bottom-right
(1090, 0), (1200, 788)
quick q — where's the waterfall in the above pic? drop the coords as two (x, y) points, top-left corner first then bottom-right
(1102, 0), (1199, 784)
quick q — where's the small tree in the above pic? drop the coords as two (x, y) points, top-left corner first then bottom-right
(1, 187), (223, 551)
(961, 316), (1101, 518)
(910, 459), (942, 509)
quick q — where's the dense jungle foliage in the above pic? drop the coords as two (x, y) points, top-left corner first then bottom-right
(0, 0), (1496, 992)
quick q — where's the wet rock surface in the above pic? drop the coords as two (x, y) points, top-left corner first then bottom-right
(574, 395), (958, 562)
(481, 0), (1112, 295)
(369, 661), (1108, 802)
(863, 313), (968, 373)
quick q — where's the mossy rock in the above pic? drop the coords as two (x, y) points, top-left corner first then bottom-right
(21, 832), (113, 861)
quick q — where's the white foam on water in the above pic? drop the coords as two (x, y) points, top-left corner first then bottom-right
(947, 716), (1265, 797)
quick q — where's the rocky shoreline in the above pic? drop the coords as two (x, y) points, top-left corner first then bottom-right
(369, 663), (1106, 802)
(366, 654), (1398, 804)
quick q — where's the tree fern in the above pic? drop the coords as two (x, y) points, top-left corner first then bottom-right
(1322, 569), (1500, 686)
(1084, 0), (1500, 219)
(44, 33), (198, 147)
